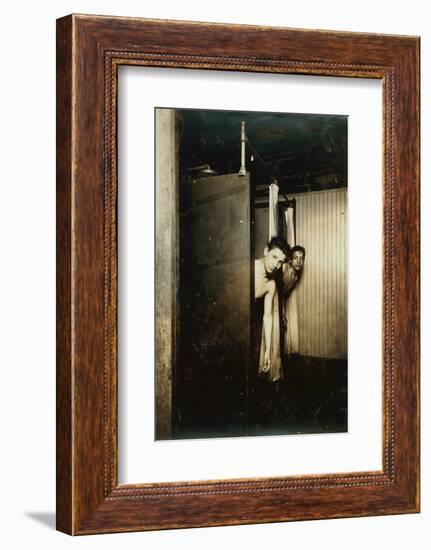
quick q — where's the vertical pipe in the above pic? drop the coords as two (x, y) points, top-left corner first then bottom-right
(239, 121), (247, 176)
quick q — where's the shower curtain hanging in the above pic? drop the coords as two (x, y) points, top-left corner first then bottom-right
(284, 205), (299, 355)
(258, 181), (283, 382)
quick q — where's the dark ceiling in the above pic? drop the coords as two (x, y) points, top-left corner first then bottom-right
(177, 108), (347, 197)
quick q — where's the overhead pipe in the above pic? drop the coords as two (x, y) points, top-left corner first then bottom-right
(246, 138), (278, 185)
(239, 121), (247, 176)
(239, 120), (278, 185)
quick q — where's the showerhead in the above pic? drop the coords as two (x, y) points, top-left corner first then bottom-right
(186, 164), (218, 178)
(197, 166), (218, 177)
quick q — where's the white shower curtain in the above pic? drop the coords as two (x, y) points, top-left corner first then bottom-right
(284, 206), (299, 354)
(268, 183), (279, 240)
(259, 183), (282, 381)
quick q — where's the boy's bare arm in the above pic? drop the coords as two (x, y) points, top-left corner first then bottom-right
(262, 280), (275, 372)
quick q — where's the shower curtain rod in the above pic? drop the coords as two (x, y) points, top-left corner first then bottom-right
(255, 195), (296, 209)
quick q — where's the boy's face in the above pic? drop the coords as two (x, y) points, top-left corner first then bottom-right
(291, 250), (305, 271)
(263, 246), (286, 274)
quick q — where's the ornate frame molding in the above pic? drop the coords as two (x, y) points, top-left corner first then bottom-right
(57, 15), (419, 534)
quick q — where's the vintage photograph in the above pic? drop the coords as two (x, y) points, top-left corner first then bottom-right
(155, 107), (348, 440)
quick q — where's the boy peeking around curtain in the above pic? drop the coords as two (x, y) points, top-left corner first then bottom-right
(254, 237), (290, 373)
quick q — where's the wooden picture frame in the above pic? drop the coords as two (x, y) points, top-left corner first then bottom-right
(56, 14), (420, 534)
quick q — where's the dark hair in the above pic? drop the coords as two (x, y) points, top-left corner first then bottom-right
(266, 236), (291, 258)
(291, 245), (306, 259)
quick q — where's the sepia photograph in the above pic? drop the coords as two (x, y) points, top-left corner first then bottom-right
(155, 107), (348, 440)
(52, 8), (420, 537)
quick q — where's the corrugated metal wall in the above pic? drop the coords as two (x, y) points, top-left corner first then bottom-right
(294, 188), (347, 359)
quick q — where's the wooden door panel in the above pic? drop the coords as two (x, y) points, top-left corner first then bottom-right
(175, 174), (251, 438)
